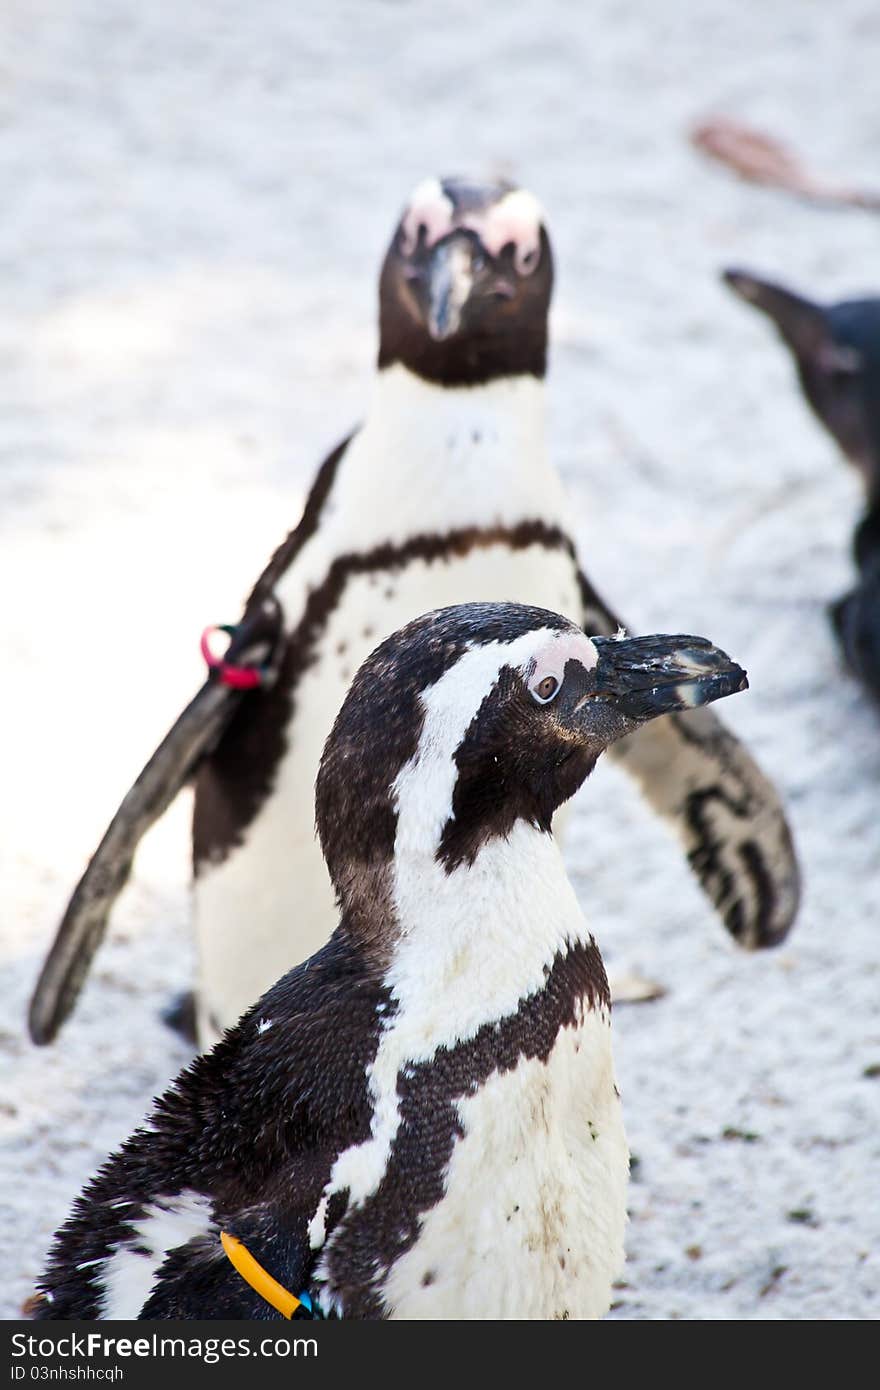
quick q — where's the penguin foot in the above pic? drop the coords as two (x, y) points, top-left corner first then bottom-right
(161, 990), (198, 1043)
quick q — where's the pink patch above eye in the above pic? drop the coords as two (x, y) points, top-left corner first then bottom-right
(469, 200), (542, 275)
(400, 188), (456, 256)
(527, 630), (599, 697)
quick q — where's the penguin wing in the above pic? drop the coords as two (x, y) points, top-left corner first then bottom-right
(37, 1190), (334, 1322)
(36, 939), (378, 1320)
(576, 564), (801, 948)
(28, 432), (354, 1047)
(28, 599), (283, 1046)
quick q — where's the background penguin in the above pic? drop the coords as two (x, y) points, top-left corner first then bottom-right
(30, 179), (799, 1050)
(724, 269), (880, 702)
(33, 601), (748, 1321)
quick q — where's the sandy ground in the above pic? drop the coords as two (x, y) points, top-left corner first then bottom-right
(2, 1), (879, 1321)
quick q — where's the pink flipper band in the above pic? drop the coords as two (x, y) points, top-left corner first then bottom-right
(200, 625), (264, 690)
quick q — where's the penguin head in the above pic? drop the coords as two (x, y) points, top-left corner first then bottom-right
(378, 177), (553, 386)
(723, 268), (880, 500)
(316, 603), (747, 936)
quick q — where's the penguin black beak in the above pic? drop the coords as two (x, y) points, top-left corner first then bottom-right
(724, 267), (865, 379)
(424, 234), (481, 341)
(722, 268), (828, 358)
(585, 633), (748, 725)
(723, 266), (797, 315)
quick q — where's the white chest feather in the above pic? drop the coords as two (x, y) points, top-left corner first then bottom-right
(317, 366), (563, 542)
(383, 1012), (627, 1321)
(272, 366), (567, 626)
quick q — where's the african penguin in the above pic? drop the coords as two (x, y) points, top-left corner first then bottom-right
(34, 601), (748, 1321)
(724, 269), (880, 702)
(30, 178), (799, 1052)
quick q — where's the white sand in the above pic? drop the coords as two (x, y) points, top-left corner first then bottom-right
(2, 0), (878, 1321)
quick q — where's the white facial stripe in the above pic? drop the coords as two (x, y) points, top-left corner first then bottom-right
(400, 183), (544, 275)
(526, 630), (597, 698)
(392, 628), (563, 859)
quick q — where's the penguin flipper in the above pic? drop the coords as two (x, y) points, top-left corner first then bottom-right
(577, 568), (800, 948)
(28, 598), (283, 1046)
(27, 680), (244, 1045)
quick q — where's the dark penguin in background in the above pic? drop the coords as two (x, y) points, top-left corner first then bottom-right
(34, 602), (748, 1321)
(724, 269), (880, 703)
(30, 179), (799, 1052)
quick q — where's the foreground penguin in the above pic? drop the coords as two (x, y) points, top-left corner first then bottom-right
(35, 602), (748, 1321)
(724, 269), (880, 702)
(30, 180), (798, 1050)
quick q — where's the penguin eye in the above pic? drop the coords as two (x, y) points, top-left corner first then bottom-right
(515, 243), (541, 276)
(532, 675), (560, 704)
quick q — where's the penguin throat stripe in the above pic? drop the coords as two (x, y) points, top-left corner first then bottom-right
(193, 516), (591, 871)
(219, 1231), (322, 1319)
